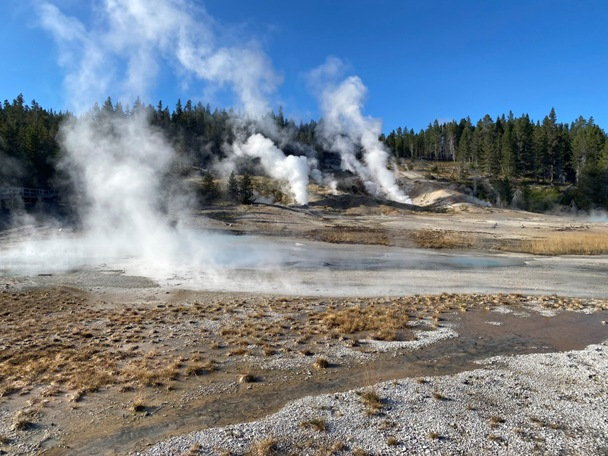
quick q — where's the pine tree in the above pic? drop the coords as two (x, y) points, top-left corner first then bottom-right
(200, 171), (219, 203)
(227, 171), (240, 202)
(239, 173), (254, 205)
(500, 126), (515, 178)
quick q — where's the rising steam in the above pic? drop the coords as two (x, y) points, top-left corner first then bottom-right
(58, 111), (180, 261)
(38, 0), (280, 116)
(311, 57), (411, 204)
(232, 134), (309, 205)
(2, 1), (413, 284)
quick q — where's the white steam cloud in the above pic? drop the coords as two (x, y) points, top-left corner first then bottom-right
(58, 111), (180, 262)
(37, 0), (280, 116)
(232, 134), (309, 205)
(3, 2), (414, 288)
(311, 57), (411, 204)
(27, 0), (299, 279)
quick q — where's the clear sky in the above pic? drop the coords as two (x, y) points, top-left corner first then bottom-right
(2, 0), (608, 133)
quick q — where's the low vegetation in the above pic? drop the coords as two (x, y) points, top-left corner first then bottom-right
(432, 391), (447, 401)
(358, 389), (384, 416)
(313, 357), (329, 370)
(320, 303), (413, 341)
(521, 232), (608, 255)
(1, 287), (607, 424)
(310, 227), (391, 246)
(300, 417), (327, 432)
(247, 437), (279, 456)
(489, 415), (506, 428)
(411, 229), (474, 250)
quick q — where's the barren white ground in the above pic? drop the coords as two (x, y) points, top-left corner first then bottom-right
(137, 340), (608, 455)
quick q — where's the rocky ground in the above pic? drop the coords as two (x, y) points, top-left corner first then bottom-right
(0, 284), (607, 455)
(139, 341), (608, 456)
(1, 181), (608, 455)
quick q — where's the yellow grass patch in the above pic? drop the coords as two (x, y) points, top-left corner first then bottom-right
(411, 229), (474, 250)
(522, 232), (608, 255)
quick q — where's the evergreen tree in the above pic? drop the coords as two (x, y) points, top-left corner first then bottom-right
(500, 125), (515, 178)
(457, 121), (473, 166)
(239, 173), (254, 204)
(200, 171), (219, 203)
(227, 171), (240, 202)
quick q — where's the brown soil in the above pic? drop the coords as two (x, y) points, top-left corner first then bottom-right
(1, 286), (607, 455)
(2, 188), (608, 454)
(197, 195), (608, 255)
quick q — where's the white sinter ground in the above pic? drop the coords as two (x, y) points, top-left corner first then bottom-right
(136, 340), (608, 455)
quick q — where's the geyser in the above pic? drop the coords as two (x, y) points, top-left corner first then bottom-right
(1, 1), (413, 285)
(312, 57), (411, 204)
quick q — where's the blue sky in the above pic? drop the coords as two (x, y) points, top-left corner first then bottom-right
(2, 0), (608, 132)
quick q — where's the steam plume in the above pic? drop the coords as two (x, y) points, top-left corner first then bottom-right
(11, 1), (415, 286)
(58, 111), (182, 261)
(311, 57), (411, 204)
(232, 133), (309, 205)
(38, 0), (281, 116)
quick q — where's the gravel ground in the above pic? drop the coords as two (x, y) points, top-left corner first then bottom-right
(137, 340), (608, 456)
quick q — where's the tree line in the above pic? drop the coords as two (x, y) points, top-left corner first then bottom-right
(383, 109), (608, 209)
(1, 93), (607, 210)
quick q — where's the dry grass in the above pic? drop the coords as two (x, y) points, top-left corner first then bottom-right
(238, 373), (256, 383)
(2, 286), (607, 415)
(185, 359), (216, 377)
(529, 416), (565, 430)
(313, 357), (329, 369)
(301, 417), (327, 432)
(386, 435), (398, 446)
(247, 437), (279, 456)
(185, 443), (202, 455)
(131, 396), (146, 413)
(310, 227), (392, 246)
(359, 389), (383, 416)
(489, 415), (505, 428)
(520, 232), (608, 255)
(411, 229), (474, 250)
(320, 304), (411, 341)
(432, 391), (447, 401)
(329, 441), (346, 452)
(12, 409), (37, 431)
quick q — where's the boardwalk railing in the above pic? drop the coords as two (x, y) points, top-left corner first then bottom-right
(0, 187), (58, 201)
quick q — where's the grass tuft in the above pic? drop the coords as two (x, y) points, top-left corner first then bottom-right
(359, 389), (383, 416)
(238, 373), (256, 384)
(387, 435), (398, 446)
(301, 417), (327, 432)
(313, 357), (329, 369)
(432, 391), (447, 401)
(131, 397), (146, 413)
(247, 437), (279, 456)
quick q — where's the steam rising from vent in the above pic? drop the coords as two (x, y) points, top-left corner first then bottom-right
(311, 58), (411, 204)
(5, 1), (415, 282)
(232, 134), (309, 205)
(59, 112), (180, 260)
(38, 0), (312, 204)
